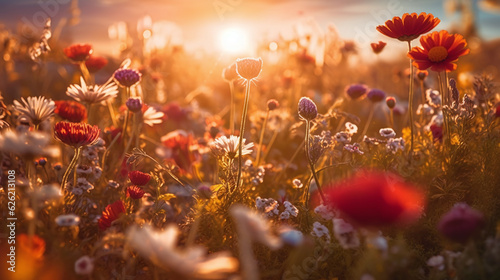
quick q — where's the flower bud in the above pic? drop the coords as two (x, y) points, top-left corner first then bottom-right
(222, 63), (238, 82)
(198, 185), (212, 199)
(367, 89), (386, 103)
(438, 203), (484, 243)
(345, 84), (368, 100)
(236, 57), (263, 80)
(386, 97), (396, 109)
(298, 97), (318, 121)
(126, 97), (143, 113)
(417, 70), (428, 81)
(267, 99), (279, 111)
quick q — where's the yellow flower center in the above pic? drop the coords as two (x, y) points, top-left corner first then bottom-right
(428, 46), (448, 62)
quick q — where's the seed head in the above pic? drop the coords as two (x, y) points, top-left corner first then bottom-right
(298, 97), (318, 121)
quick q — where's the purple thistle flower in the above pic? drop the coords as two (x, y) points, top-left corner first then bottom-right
(345, 84), (369, 100)
(113, 69), (142, 88)
(298, 97), (318, 121)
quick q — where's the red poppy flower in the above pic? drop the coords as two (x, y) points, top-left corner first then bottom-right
(17, 234), (46, 260)
(128, 170), (151, 186)
(438, 203), (484, 243)
(63, 44), (93, 62)
(54, 121), (100, 148)
(85, 55), (108, 73)
(126, 185), (145, 199)
(376, 12), (440, 42)
(408, 30), (470, 72)
(370, 41), (387, 54)
(98, 200), (126, 230)
(54, 100), (87, 122)
(324, 171), (425, 228)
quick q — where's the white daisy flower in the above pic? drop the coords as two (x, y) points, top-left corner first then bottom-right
(75, 255), (94, 275)
(142, 106), (164, 126)
(210, 135), (254, 159)
(66, 77), (118, 104)
(55, 214), (80, 227)
(13, 96), (55, 125)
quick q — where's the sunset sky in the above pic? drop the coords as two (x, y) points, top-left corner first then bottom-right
(1, 0), (499, 56)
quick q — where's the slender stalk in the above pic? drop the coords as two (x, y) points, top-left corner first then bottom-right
(79, 62), (92, 85)
(61, 147), (82, 190)
(255, 109), (270, 166)
(359, 106), (375, 141)
(236, 80), (251, 189)
(437, 72), (451, 147)
(305, 121), (325, 203)
(85, 103), (92, 125)
(407, 41), (415, 154)
(229, 81), (235, 135)
(261, 127), (279, 164)
(107, 100), (118, 127)
(389, 109), (394, 128)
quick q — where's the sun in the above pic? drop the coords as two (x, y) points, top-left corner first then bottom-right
(217, 27), (251, 54)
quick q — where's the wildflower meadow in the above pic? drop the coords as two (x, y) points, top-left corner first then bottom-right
(0, 1), (500, 279)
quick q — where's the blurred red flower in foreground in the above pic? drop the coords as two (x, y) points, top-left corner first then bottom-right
(376, 12), (440, 42)
(324, 171), (425, 228)
(54, 121), (100, 148)
(126, 185), (145, 199)
(128, 170), (151, 186)
(64, 44), (93, 62)
(18, 233), (46, 260)
(370, 41), (387, 54)
(54, 100), (87, 122)
(408, 30), (470, 72)
(437, 203), (484, 243)
(85, 55), (108, 73)
(98, 200), (126, 230)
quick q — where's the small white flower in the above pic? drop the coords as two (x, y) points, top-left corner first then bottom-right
(379, 128), (396, 138)
(142, 106), (164, 126)
(292, 178), (303, 189)
(426, 89), (441, 106)
(279, 211), (290, 220)
(72, 187), (83, 196)
(66, 77), (118, 104)
(333, 218), (360, 249)
(386, 137), (405, 154)
(82, 148), (99, 161)
(93, 167), (103, 179)
(345, 122), (358, 135)
(76, 165), (93, 175)
(282, 201), (299, 217)
(108, 180), (119, 189)
(13, 96), (55, 125)
(256, 197), (279, 218)
(75, 255), (94, 275)
(427, 255), (445, 270)
(314, 204), (336, 220)
(311, 222), (330, 242)
(416, 104), (435, 116)
(55, 214), (80, 227)
(344, 143), (364, 155)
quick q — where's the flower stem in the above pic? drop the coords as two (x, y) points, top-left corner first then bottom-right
(229, 81), (235, 135)
(389, 109), (394, 128)
(261, 126), (279, 164)
(255, 109), (270, 166)
(437, 72), (451, 147)
(305, 120), (325, 203)
(407, 41), (415, 155)
(359, 105), (375, 140)
(61, 147), (82, 190)
(236, 79), (251, 189)
(79, 62), (92, 85)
